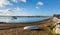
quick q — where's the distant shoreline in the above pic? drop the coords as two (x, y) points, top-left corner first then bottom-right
(0, 18), (50, 24)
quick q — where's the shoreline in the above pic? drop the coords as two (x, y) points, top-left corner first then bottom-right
(0, 18), (53, 30)
(0, 18), (50, 24)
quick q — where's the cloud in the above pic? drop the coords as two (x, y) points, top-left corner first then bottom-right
(0, 7), (30, 16)
(0, 7), (38, 16)
(12, 0), (26, 3)
(36, 2), (44, 9)
(0, 0), (27, 8)
(13, 7), (30, 16)
(36, 7), (39, 9)
(0, 9), (15, 16)
(37, 2), (44, 6)
(20, 0), (26, 3)
(12, 0), (18, 2)
(0, 0), (13, 8)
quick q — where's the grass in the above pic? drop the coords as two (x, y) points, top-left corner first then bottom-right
(0, 25), (56, 35)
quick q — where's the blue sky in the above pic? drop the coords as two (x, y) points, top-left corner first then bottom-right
(0, 0), (60, 16)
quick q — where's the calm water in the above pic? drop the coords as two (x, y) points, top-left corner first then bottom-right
(0, 16), (48, 23)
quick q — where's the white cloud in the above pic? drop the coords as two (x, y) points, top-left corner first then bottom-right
(13, 7), (29, 16)
(0, 7), (38, 16)
(12, 0), (18, 2)
(20, 0), (26, 3)
(0, 9), (15, 16)
(0, 0), (27, 8)
(36, 7), (39, 9)
(37, 2), (44, 6)
(0, 7), (30, 16)
(36, 2), (44, 9)
(0, 0), (13, 8)
(14, 7), (24, 12)
(12, 0), (26, 3)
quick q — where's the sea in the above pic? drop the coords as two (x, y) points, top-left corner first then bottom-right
(0, 16), (49, 23)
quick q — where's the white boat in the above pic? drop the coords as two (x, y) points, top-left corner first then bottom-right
(24, 25), (40, 30)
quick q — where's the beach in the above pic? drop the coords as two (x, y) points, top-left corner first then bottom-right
(0, 17), (54, 35)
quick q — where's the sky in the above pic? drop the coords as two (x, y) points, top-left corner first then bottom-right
(0, 0), (60, 16)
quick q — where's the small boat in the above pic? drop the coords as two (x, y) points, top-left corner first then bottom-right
(24, 25), (40, 30)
